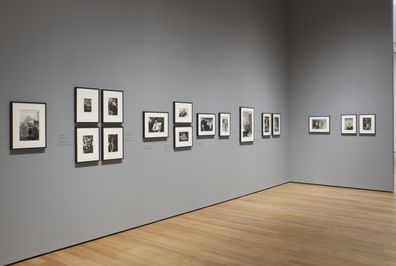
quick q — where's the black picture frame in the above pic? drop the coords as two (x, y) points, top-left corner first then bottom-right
(218, 112), (231, 137)
(10, 101), (47, 150)
(272, 113), (281, 136)
(174, 126), (193, 149)
(261, 113), (272, 137)
(341, 114), (357, 136)
(239, 107), (255, 143)
(102, 89), (124, 124)
(75, 87), (100, 124)
(143, 111), (169, 139)
(75, 127), (100, 163)
(308, 116), (331, 134)
(359, 114), (376, 136)
(197, 113), (216, 137)
(102, 127), (124, 161)
(173, 101), (193, 124)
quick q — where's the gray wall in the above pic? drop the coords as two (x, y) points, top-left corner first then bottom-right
(0, 0), (289, 264)
(288, 0), (394, 191)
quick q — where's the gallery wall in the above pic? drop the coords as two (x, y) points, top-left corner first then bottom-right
(0, 0), (289, 264)
(288, 0), (394, 191)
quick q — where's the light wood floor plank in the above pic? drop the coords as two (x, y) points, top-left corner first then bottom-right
(14, 183), (396, 266)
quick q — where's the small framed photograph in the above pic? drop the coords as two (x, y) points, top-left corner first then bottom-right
(261, 113), (272, 137)
(75, 87), (100, 123)
(102, 127), (124, 161)
(174, 101), (193, 124)
(309, 116), (331, 134)
(75, 127), (100, 163)
(102, 89), (124, 123)
(10, 102), (47, 150)
(143, 112), (169, 139)
(219, 113), (231, 137)
(272, 113), (281, 136)
(197, 113), (216, 136)
(359, 114), (376, 135)
(240, 107), (254, 143)
(341, 114), (357, 135)
(174, 126), (193, 148)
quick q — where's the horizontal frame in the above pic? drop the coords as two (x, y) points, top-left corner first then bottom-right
(143, 111), (169, 139)
(308, 116), (331, 134)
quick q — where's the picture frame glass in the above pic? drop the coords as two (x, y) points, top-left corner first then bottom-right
(197, 114), (216, 136)
(11, 102), (46, 149)
(103, 127), (124, 160)
(359, 114), (375, 135)
(262, 113), (272, 136)
(174, 102), (193, 124)
(102, 90), (123, 123)
(174, 127), (193, 148)
(341, 115), (357, 135)
(143, 112), (169, 139)
(273, 114), (281, 136)
(75, 88), (99, 123)
(76, 128), (100, 163)
(219, 113), (231, 137)
(240, 107), (254, 143)
(309, 116), (330, 133)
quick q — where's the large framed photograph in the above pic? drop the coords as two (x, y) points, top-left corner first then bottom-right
(272, 113), (281, 136)
(309, 116), (330, 134)
(102, 127), (124, 161)
(197, 113), (216, 136)
(359, 114), (376, 135)
(75, 87), (100, 123)
(261, 113), (272, 137)
(75, 127), (100, 163)
(219, 113), (231, 137)
(10, 102), (47, 150)
(143, 112), (169, 139)
(174, 126), (193, 148)
(174, 101), (193, 124)
(240, 107), (254, 143)
(341, 114), (357, 135)
(102, 89), (124, 123)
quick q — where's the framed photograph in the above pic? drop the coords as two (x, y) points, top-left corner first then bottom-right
(262, 113), (272, 137)
(341, 114), (357, 135)
(174, 101), (193, 124)
(219, 113), (231, 137)
(174, 126), (193, 148)
(197, 113), (216, 136)
(240, 107), (254, 143)
(143, 112), (169, 139)
(309, 116), (331, 134)
(102, 89), (124, 123)
(75, 127), (100, 163)
(102, 127), (124, 161)
(10, 102), (47, 150)
(272, 113), (281, 136)
(75, 87), (100, 123)
(359, 114), (376, 135)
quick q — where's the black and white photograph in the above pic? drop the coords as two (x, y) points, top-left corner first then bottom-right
(11, 102), (47, 150)
(197, 113), (216, 136)
(272, 113), (281, 136)
(143, 112), (169, 139)
(359, 114), (376, 135)
(75, 127), (100, 163)
(341, 114), (357, 135)
(174, 126), (193, 148)
(75, 87), (100, 123)
(309, 116), (331, 134)
(174, 102), (193, 124)
(102, 127), (124, 160)
(240, 107), (254, 143)
(219, 113), (231, 137)
(102, 89), (124, 123)
(261, 113), (272, 137)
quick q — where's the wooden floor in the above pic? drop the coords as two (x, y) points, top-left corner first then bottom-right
(16, 183), (396, 266)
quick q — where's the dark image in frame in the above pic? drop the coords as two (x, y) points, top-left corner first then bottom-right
(143, 111), (169, 139)
(75, 87), (100, 123)
(197, 113), (216, 136)
(10, 101), (47, 150)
